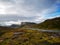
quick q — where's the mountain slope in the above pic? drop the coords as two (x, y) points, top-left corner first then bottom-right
(37, 17), (60, 30)
(20, 22), (36, 28)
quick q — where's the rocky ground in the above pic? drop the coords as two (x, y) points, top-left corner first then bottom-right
(0, 28), (60, 45)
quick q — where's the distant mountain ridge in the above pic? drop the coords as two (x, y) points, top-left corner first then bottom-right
(10, 24), (20, 28)
(0, 17), (60, 30)
(37, 17), (60, 30)
(20, 22), (36, 28)
(18, 17), (60, 30)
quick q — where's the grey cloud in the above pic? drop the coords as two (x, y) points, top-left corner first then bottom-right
(0, 0), (15, 4)
(0, 0), (59, 25)
(16, 0), (57, 17)
(21, 0), (56, 12)
(0, 15), (38, 21)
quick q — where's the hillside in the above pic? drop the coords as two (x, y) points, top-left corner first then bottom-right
(20, 22), (36, 28)
(21, 17), (60, 30)
(36, 17), (60, 30)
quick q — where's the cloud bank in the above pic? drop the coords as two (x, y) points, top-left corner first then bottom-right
(0, 0), (60, 26)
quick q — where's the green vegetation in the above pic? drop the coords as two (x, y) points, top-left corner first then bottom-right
(36, 17), (60, 30)
(0, 27), (60, 45)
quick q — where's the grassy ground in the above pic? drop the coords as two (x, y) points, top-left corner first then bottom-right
(0, 28), (60, 45)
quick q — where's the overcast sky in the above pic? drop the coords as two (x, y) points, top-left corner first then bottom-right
(0, 0), (60, 26)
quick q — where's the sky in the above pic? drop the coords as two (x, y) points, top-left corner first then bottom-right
(0, 0), (60, 26)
